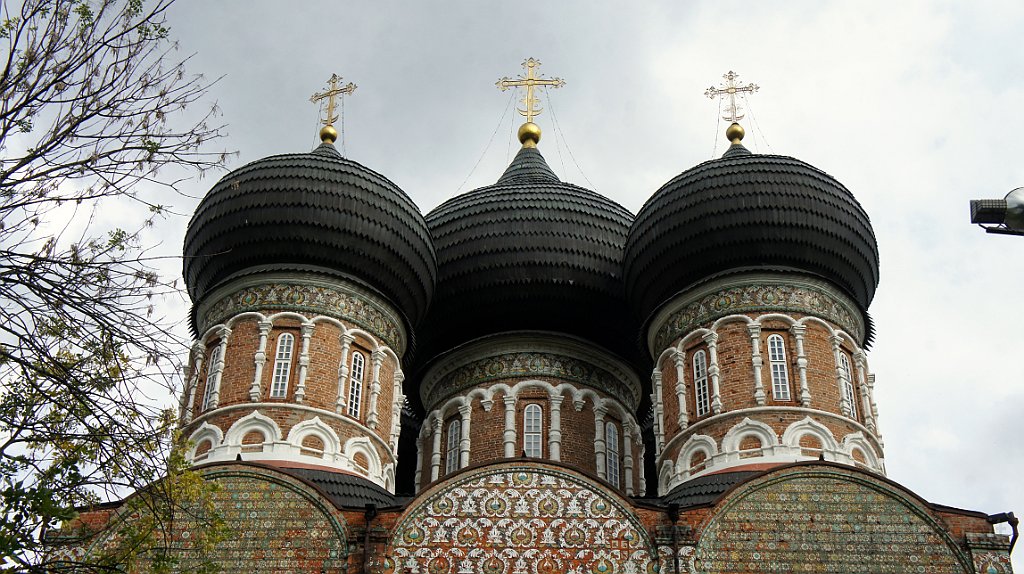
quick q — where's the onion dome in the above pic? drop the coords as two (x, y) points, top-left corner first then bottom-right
(183, 141), (436, 330)
(418, 135), (638, 364)
(625, 124), (879, 343)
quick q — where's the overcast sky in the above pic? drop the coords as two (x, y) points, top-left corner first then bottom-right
(136, 1), (1024, 564)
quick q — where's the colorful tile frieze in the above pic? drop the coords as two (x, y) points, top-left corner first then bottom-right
(696, 469), (974, 573)
(385, 465), (657, 573)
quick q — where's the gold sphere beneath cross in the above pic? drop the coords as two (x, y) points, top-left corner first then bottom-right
(726, 122), (745, 144)
(320, 125), (339, 144)
(518, 122), (542, 147)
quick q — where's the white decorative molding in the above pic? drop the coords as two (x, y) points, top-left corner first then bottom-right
(721, 417), (779, 453)
(782, 416), (839, 451)
(186, 422), (224, 460)
(224, 410), (282, 446)
(287, 416), (341, 455)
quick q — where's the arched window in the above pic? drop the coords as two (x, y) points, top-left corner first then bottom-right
(523, 404), (543, 457)
(347, 351), (365, 418)
(839, 353), (858, 420)
(445, 418), (461, 474)
(201, 344), (222, 411)
(693, 350), (709, 417)
(605, 422), (621, 488)
(270, 333), (294, 398)
(767, 334), (791, 401)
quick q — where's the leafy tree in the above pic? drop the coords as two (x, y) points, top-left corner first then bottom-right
(0, 0), (229, 571)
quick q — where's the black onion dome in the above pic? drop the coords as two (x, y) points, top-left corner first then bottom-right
(183, 143), (436, 329)
(625, 145), (879, 337)
(418, 146), (639, 364)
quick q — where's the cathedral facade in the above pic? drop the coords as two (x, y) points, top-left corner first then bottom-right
(63, 80), (1015, 573)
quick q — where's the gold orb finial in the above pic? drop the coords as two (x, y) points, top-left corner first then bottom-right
(725, 122), (745, 144)
(320, 125), (339, 144)
(518, 122), (542, 148)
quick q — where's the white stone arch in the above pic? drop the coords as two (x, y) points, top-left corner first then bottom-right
(224, 410), (282, 446)
(286, 416), (341, 455)
(796, 315), (838, 337)
(199, 323), (231, 346)
(782, 416), (839, 451)
(842, 432), (881, 469)
(225, 311), (269, 329)
(571, 387), (602, 412)
(676, 327), (712, 352)
(754, 312), (799, 327)
(655, 347), (677, 370)
(264, 310), (309, 326)
(343, 436), (384, 481)
(309, 315), (345, 330)
(710, 313), (755, 331)
(339, 326), (382, 351)
(186, 422), (223, 459)
(465, 387), (494, 411)
(721, 417), (779, 453)
(509, 378), (558, 399)
(383, 463), (396, 492)
(659, 460), (675, 494)
(676, 433), (718, 476)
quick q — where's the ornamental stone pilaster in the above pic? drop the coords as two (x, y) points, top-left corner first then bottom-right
(703, 332), (723, 414)
(748, 323), (767, 405)
(183, 342), (205, 423)
(503, 396), (517, 458)
(414, 433), (425, 493)
(206, 327), (231, 410)
(831, 334), (851, 417)
(594, 405), (608, 479)
(790, 325), (811, 406)
(854, 351), (875, 431)
(672, 350), (689, 428)
(366, 350), (385, 429)
(458, 404), (472, 468)
(336, 334), (354, 413)
(429, 414), (443, 482)
(293, 321), (315, 403)
(623, 420), (634, 496)
(249, 320), (273, 401)
(548, 395), (563, 461)
(651, 368), (666, 453)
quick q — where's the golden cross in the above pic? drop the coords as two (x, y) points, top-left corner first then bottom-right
(496, 58), (565, 124)
(310, 73), (357, 128)
(704, 71), (759, 123)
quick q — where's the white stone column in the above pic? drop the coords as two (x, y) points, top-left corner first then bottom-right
(672, 350), (689, 428)
(703, 332), (723, 414)
(249, 320), (273, 401)
(548, 395), (563, 461)
(748, 323), (766, 405)
(651, 368), (666, 455)
(183, 343), (205, 423)
(503, 396), (517, 458)
(429, 414), (443, 482)
(335, 334), (354, 413)
(790, 325), (811, 406)
(637, 443), (647, 497)
(854, 351), (875, 432)
(390, 370), (405, 453)
(366, 350), (385, 429)
(594, 405), (607, 479)
(207, 327), (231, 410)
(458, 404), (472, 468)
(867, 373), (881, 442)
(414, 431), (425, 493)
(294, 321), (315, 403)
(830, 334), (851, 416)
(623, 420), (635, 496)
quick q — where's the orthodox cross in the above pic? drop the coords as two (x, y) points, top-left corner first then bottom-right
(496, 58), (565, 123)
(704, 71), (759, 123)
(310, 73), (357, 128)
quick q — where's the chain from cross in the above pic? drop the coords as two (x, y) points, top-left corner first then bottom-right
(310, 73), (357, 127)
(704, 71), (759, 123)
(496, 58), (565, 124)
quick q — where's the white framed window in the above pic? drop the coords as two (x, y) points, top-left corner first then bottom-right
(523, 404), (543, 457)
(347, 351), (365, 418)
(767, 334), (791, 401)
(445, 418), (461, 474)
(839, 353), (858, 420)
(201, 345), (222, 411)
(693, 350), (709, 417)
(270, 333), (294, 398)
(605, 422), (620, 488)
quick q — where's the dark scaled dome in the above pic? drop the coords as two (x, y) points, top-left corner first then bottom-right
(418, 145), (639, 364)
(183, 142), (436, 330)
(625, 142), (879, 338)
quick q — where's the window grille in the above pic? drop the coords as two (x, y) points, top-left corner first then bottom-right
(840, 353), (858, 420)
(348, 352), (365, 418)
(202, 345), (222, 411)
(767, 334), (791, 401)
(605, 422), (620, 488)
(445, 419), (461, 474)
(524, 404), (543, 457)
(270, 333), (294, 398)
(693, 350), (709, 417)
